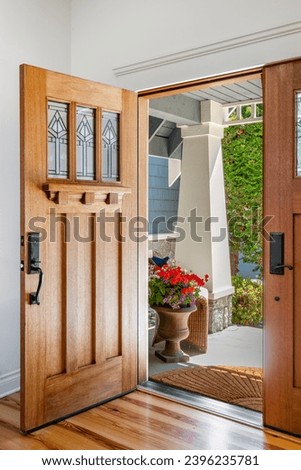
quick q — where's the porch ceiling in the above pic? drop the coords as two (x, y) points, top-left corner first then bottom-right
(183, 78), (262, 104)
(148, 77), (262, 158)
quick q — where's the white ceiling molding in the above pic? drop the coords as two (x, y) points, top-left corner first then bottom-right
(113, 21), (301, 77)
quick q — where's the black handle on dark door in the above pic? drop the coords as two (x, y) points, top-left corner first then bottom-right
(269, 232), (293, 275)
(28, 232), (44, 305)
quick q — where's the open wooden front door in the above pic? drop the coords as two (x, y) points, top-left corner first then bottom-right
(263, 59), (301, 435)
(20, 65), (138, 432)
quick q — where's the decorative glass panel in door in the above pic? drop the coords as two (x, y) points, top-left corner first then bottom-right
(48, 101), (69, 179)
(296, 92), (301, 176)
(76, 106), (96, 181)
(102, 111), (120, 182)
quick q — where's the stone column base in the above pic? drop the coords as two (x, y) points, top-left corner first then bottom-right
(208, 294), (233, 333)
(149, 237), (176, 259)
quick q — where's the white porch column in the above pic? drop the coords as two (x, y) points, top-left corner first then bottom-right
(175, 100), (234, 332)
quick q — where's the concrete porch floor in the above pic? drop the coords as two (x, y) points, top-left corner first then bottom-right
(148, 325), (263, 377)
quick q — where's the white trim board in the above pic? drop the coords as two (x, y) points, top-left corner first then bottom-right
(114, 21), (301, 77)
(0, 370), (20, 398)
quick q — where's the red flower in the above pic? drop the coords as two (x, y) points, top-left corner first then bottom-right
(182, 287), (194, 295)
(149, 262), (209, 309)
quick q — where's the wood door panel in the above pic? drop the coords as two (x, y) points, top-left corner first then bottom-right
(292, 389), (301, 430)
(46, 214), (67, 377)
(294, 215), (301, 389)
(20, 65), (138, 431)
(46, 72), (123, 111)
(75, 213), (96, 369)
(263, 59), (301, 435)
(45, 358), (123, 422)
(103, 213), (121, 359)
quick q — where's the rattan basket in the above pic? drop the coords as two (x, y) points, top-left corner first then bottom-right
(182, 296), (209, 354)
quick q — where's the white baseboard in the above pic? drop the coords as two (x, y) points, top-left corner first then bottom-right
(0, 370), (20, 398)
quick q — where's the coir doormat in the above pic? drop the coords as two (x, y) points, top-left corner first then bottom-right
(151, 365), (263, 412)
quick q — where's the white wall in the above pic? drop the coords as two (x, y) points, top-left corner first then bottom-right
(0, 0), (71, 397)
(70, 0), (301, 90)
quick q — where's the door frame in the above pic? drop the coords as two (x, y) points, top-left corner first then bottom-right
(137, 65), (264, 384)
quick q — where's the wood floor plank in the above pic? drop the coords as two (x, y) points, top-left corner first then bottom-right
(0, 402), (20, 429)
(31, 421), (114, 450)
(0, 425), (49, 450)
(0, 396), (48, 450)
(68, 407), (175, 450)
(263, 430), (301, 450)
(110, 393), (266, 450)
(1, 391), (301, 450)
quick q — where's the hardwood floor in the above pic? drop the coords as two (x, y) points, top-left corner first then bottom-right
(1, 391), (301, 450)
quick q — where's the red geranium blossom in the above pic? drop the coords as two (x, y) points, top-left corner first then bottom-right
(149, 262), (209, 309)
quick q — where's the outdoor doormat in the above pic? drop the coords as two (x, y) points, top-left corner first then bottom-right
(151, 365), (263, 412)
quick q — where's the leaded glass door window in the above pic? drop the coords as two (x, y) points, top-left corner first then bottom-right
(76, 106), (96, 181)
(102, 111), (120, 182)
(296, 92), (301, 176)
(47, 101), (120, 184)
(48, 101), (69, 179)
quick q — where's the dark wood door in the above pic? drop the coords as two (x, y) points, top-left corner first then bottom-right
(20, 65), (138, 431)
(263, 59), (301, 435)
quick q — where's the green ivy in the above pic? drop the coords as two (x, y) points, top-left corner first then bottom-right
(222, 123), (263, 273)
(231, 275), (263, 326)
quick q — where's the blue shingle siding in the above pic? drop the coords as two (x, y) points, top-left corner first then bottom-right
(149, 156), (180, 234)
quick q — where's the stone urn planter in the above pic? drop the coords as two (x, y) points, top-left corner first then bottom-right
(153, 305), (197, 363)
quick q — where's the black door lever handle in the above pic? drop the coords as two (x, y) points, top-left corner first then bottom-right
(28, 232), (44, 305)
(275, 264), (293, 271)
(30, 266), (44, 305)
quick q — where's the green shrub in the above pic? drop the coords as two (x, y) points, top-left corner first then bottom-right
(231, 275), (263, 326)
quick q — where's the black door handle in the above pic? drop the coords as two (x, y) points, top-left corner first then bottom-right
(28, 232), (44, 305)
(270, 232), (293, 275)
(30, 266), (44, 305)
(274, 264), (293, 271)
